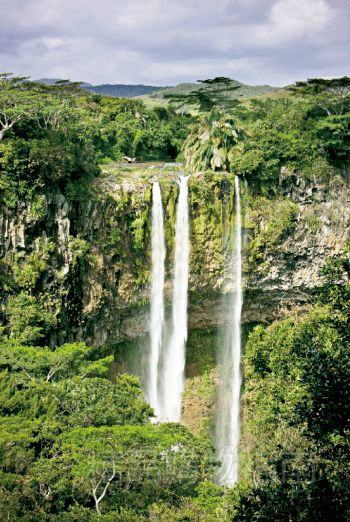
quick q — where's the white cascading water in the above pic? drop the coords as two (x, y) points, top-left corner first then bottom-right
(147, 180), (166, 418)
(159, 175), (189, 422)
(216, 175), (243, 486)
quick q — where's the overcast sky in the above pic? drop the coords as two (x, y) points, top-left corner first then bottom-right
(0, 0), (349, 86)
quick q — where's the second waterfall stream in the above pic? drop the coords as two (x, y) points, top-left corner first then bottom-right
(160, 175), (189, 422)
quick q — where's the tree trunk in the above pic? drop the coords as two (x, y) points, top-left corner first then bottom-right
(94, 497), (101, 516)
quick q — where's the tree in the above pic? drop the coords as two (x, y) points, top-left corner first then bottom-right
(0, 335), (157, 518)
(6, 292), (56, 345)
(236, 251), (350, 520)
(184, 108), (243, 172)
(0, 73), (41, 140)
(287, 78), (350, 165)
(165, 77), (241, 113)
(31, 424), (216, 515)
(288, 77), (350, 116)
(0, 416), (40, 474)
(164, 90), (212, 113)
(315, 113), (350, 163)
(0, 342), (112, 383)
(198, 77), (241, 111)
(33, 79), (86, 132)
(48, 375), (152, 428)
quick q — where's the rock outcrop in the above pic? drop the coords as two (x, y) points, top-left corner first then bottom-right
(0, 166), (349, 348)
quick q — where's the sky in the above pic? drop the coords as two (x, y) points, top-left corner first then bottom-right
(0, 0), (349, 86)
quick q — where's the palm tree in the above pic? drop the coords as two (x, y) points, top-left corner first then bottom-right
(184, 108), (243, 172)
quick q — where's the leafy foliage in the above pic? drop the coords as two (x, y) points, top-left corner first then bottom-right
(237, 250), (350, 520)
(288, 76), (350, 116)
(6, 292), (57, 345)
(185, 108), (243, 171)
(0, 331), (216, 519)
(164, 77), (242, 112)
(184, 78), (350, 186)
(0, 74), (192, 208)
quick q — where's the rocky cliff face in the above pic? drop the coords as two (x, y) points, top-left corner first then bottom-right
(243, 169), (349, 322)
(0, 165), (349, 349)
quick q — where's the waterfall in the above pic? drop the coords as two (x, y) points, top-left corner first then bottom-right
(216, 175), (243, 486)
(147, 180), (166, 418)
(159, 175), (189, 422)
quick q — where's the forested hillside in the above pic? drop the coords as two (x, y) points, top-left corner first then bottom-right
(35, 77), (278, 101)
(36, 79), (167, 98)
(0, 73), (349, 520)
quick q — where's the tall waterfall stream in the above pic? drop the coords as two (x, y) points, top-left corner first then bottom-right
(146, 180), (166, 418)
(160, 175), (189, 422)
(215, 175), (243, 486)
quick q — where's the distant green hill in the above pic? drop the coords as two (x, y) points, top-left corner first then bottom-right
(35, 79), (167, 98)
(35, 78), (278, 101)
(86, 84), (167, 98)
(146, 80), (278, 101)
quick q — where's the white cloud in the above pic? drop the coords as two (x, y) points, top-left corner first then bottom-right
(256, 0), (334, 45)
(41, 37), (65, 50)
